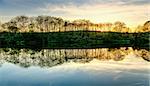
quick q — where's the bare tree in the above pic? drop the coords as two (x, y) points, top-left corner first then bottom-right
(135, 21), (150, 32)
(112, 21), (129, 32)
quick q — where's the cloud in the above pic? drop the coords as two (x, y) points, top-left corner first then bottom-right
(120, 0), (150, 5)
(1, 0), (149, 8)
(37, 1), (149, 26)
(0, 0), (149, 26)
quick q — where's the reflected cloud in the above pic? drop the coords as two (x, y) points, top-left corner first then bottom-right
(0, 59), (149, 86)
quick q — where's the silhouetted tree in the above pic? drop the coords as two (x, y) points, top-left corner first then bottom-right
(8, 26), (19, 32)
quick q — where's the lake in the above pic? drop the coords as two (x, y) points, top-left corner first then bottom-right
(0, 51), (149, 86)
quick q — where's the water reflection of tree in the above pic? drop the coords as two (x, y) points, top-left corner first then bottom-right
(0, 48), (149, 68)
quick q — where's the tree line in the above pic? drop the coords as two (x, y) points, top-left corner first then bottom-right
(0, 16), (149, 32)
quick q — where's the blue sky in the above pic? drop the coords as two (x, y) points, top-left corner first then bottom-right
(0, 0), (149, 26)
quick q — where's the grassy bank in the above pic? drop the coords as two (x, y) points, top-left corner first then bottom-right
(0, 31), (149, 50)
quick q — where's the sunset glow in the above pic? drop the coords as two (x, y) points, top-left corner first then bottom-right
(0, 0), (149, 27)
(0, 1), (149, 86)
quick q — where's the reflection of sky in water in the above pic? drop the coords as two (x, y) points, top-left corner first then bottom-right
(0, 58), (150, 86)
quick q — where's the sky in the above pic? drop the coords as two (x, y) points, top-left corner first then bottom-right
(0, 0), (149, 27)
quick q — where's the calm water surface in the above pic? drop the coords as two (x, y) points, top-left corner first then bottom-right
(0, 55), (149, 86)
